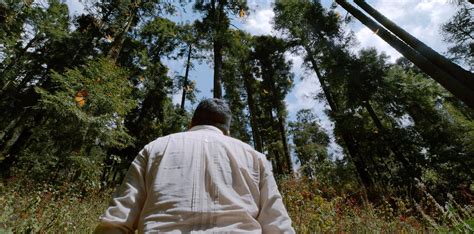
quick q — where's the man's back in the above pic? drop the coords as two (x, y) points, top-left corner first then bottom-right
(98, 125), (294, 233)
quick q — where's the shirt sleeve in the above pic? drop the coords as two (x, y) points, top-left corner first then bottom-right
(94, 148), (148, 233)
(256, 157), (295, 234)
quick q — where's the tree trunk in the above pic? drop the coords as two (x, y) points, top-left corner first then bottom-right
(243, 70), (263, 152)
(107, 0), (137, 62)
(211, 0), (224, 98)
(213, 40), (223, 98)
(181, 44), (193, 110)
(1, 35), (41, 95)
(277, 110), (293, 174)
(354, 0), (474, 91)
(272, 150), (284, 176)
(305, 48), (374, 192)
(363, 100), (419, 180)
(336, 0), (474, 108)
(0, 109), (26, 143)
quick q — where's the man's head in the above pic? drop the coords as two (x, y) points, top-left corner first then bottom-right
(191, 98), (232, 135)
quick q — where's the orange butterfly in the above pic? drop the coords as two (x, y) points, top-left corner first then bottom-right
(75, 89), (88, 107)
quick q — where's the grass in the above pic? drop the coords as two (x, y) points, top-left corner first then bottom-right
(1, 177), (472, 233)
(0, 179), (110, 233)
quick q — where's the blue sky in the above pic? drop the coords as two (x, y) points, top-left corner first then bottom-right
(239, 0), (457, 158)
(64, 0), (458, 159)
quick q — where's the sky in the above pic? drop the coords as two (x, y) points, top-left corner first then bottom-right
(64, 0), (458, 159)
(240, 0), (457, 159)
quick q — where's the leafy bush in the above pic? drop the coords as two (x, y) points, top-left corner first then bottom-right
(278, 176), (473, 233)
(0, 178), (111, 233)
(1, 176), (472, 232)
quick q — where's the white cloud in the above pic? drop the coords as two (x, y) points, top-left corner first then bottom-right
(172, 90), (182, 106)
(65, 0), (85, 16)
(243, 9), (275, 36)
(242, 7), (347, 158)
(355, 27), (402, 61)
(350, 0), (457, 62)
(284, 51), (345, 159)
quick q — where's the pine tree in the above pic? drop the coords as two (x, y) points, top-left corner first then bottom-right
(289, 109), (330, 178)
(441, 1), (474, 71)
(252, 36), (294, 175)
(194, 0), (247, 98)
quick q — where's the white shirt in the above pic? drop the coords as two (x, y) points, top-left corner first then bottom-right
(98, 125), (295, 233)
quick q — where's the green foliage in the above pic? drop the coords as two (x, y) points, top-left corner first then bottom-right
(1, 0), (473, 232)
(0, 179), (110, 233)
(251, 35), (294, 174)
(278, 176), (474, 233)
(289, 109), (329, 178)
(13, 58), (136, 185)
(441, 2), (473, 70)
(274, 0), (473, 202)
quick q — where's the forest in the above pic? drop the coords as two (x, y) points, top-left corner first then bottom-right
(0, 0), (473, 232)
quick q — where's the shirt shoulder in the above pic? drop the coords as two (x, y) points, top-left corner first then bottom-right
(226, 136), (266, 158)
(143, 135), (172, 156)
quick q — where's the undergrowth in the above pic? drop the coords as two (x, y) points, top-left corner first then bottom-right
(278, 176), (474, 233)
(0, 177), (472, 233)
(0, 178), (111, 233)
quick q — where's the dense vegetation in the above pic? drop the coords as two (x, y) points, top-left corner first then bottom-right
(1, 0), (473, 232)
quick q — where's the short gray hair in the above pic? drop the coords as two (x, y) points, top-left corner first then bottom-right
(191, 98), (232, 134)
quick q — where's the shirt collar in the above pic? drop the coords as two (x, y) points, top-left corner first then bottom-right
(188, 125), (224, 135)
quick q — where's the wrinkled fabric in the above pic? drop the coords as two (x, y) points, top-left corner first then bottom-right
(98, 125), (295, 233)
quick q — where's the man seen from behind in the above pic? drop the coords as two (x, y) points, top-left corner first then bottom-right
(95, 98), (295, 233)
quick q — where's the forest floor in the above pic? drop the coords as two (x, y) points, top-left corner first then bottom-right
(1, 177), (473, 233)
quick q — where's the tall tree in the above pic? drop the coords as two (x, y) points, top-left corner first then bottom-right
(441, 1), (474, 71)
(289, 109), (330, 178)
(0, 0), (184, 186)
(220, 30), (252, 143)
(176, 22), (202, 111)
(336, 0), (474, 108)
(222, 30), (263, 151)
(252, 36), (294, 175)
(353, 0), (474, 89)
(274, 0), (375, 191)
(0, 0), (72, 171)
(194, 0), (247, 98)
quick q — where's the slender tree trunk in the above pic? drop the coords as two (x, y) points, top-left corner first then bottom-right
(181, 44), (193, 110)
(213, 40), (223, 98)
(107, 0), (137, 62)
(276, 110), (293, 174)
(1, 36), (41, 94)
(354, 0), (474, 91)
(336, 0), (474, 108)
(363, 101), (418, 180)
(243, 70), (263, 152)
(305, 46), (339, 111)
(305, 48), (374, 192)
(211, 0), (224, 98)
(0, 109), (27, 143)
(272, 150), (284, 176)
(265, 62), (292, 174)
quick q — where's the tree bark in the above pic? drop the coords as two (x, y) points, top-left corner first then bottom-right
(277, 110), (293, 174)
(336, 0), (474, 108)
(243, 70), (263, 152)
(305, 48), (374, 192)
(363, 100), (419, 180)
(211, 0), (224, 98)
(107, 0), (137, 62)
(354, 0), (474, 91)
(181, 44), (193, 110)
(213, 36), (223, 98)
